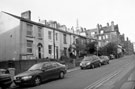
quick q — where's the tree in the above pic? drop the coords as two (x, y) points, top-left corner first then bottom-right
(98, 42), (117, 56)
(73, 38), (87, 58)
(85, 41), (98, 54)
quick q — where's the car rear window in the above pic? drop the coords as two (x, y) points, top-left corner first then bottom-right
(83, 56), (93, 61)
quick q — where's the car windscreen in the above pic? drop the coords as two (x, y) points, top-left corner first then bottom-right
(83, 57), (93, 61)
(28, 63), (43, 71)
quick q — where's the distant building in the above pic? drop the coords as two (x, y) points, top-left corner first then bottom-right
(86, 21), (121, 47)
(124, 37), (134, 55)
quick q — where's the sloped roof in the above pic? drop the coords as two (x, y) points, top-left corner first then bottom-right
(2, 11), (97, 41)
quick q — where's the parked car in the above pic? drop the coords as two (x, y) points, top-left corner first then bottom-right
(14, 62), (67, 86)
(0, 69), (12, 89)
(99, 56), (110, 65)
(80, 55), (101, 69)
(109, 54), (115, 60)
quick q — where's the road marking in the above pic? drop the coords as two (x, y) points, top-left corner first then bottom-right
(84, 62), (132, 89)
(84, 69), (122, 89)
(95, 62), (135, 89)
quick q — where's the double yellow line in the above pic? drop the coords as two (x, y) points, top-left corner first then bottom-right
(84, 62), (132, 89)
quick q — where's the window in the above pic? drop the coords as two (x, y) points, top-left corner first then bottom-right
(38, 27), (42, 38)
(55, 33), (58, 41)
(103, 35), (105, 40)
(100, 30), (104, 34)
(43, 63), (53, 70)
(106, 35), (108, 39)
(98, 36), (101, 40)
(73, 36), (75, 42)
(27, 24), (33, 36)
(63, 34), (67, 44)
(48, 31), (52, 40)
(91, 32), (95, 35)
(48, 45), (52, 54)
(27, 40), (33, 53)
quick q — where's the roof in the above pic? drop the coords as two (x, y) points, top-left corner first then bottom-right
(2, 11), (97, 41)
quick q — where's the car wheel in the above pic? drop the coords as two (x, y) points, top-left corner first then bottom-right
(91, 64), (94, 69)
(99, 63), (101, 67)
(34, 77), (41, 86)
(59, 72), (64, 79)
(80, 67), (84, 70)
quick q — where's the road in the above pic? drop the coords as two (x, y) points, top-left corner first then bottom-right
(16, 55), (135, 89)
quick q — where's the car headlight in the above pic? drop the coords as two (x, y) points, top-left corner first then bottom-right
(86, 62), (91, 65)
(22, 76), (32, 80)
(80, 63), (82, 66)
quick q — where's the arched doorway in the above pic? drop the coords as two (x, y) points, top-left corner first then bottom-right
(37, 43), (43, 59)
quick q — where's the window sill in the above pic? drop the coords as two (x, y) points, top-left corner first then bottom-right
(26, 53), (33, 55)
(26, 35), (34, 38)
(38, 38), (43, 40)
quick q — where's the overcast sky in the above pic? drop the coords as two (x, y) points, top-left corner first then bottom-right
(0, 0), (135, 43)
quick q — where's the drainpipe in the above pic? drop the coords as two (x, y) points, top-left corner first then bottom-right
(53, 29), (55, 59)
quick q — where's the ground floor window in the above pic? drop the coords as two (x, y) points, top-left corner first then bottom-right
(27, 40), (33, 53)
(48, 45), (52, 54)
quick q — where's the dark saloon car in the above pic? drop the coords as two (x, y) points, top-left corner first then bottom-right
(99, 56), (109, 65)
(80, 55), (101, 69)
(0, 71), (12, 89)
(14, 62), (67, 86)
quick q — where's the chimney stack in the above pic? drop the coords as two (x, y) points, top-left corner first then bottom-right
(21, 10), (31, 20)
(97, 24), (100, 30)
(107, 23), (109, 27)
(100, 25), (102, 29)
(111, 21), (114, 26)
(111, 21), (114, 31)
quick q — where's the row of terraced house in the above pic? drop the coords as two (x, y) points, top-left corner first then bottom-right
(0, 10), (93, 61)
(0, 10), (134, 62)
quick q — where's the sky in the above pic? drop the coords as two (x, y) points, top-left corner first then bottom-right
(0, 0), (135, 43)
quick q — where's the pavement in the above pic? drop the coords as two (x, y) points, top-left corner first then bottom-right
(120, 70), (135, 89)
(67, 67), (80, 72)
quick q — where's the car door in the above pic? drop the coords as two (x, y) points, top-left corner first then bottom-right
(51, 63), (60, 78)
(94, 56), (100, 66)
(92, 57), (96, 66)
(41, 63), (54, 81)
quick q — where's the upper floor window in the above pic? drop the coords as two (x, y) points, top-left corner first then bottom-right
(103, 35), (105, 40)
(106, 35), (108, 39)
(27, 40), (33, 53)
(100, 30), (104, 34)
(73, 36), (76, 42)
(91, 32), (95, 35)
(48, 31), (52, 40)
(55, 33), (58, 41)
(98, 36), (101, 40)
(27, 24), (33, 36)
(38, 27), (42, 38)
(63, 34), (67, 44)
